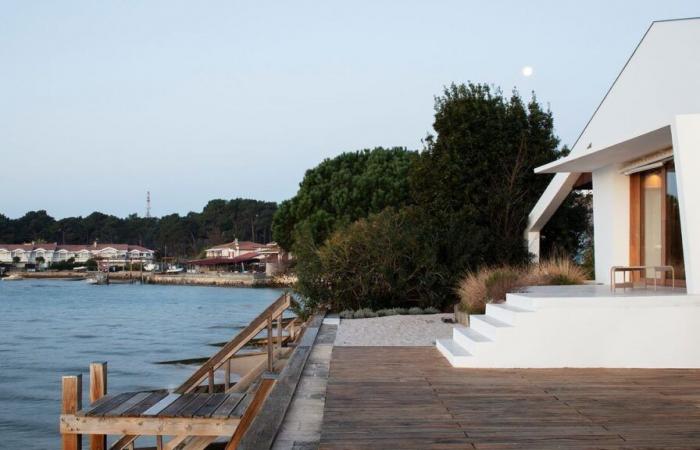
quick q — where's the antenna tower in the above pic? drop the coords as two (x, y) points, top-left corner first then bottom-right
(146, 191), (151, 218)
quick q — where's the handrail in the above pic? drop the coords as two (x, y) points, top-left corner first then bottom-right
(175, 292), (292, 394)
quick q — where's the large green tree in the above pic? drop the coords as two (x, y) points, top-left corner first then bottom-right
(410, 83), (584, 277)
(272, 147), (417, 250)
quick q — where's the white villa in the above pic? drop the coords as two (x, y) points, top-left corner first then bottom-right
(193, 239), (289, 275)
(438, 18), (700, 368)
(204, 239), (274, 259)
(0, 242), (155, 268)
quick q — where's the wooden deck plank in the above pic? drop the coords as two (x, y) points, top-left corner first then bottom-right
(122, 390), (169, 416)
(103, 392), (153, 416)
(157, 394), (199, 418)
(60, 414), (240, 437)
(211, 393), (245, 418)
(142, 393), (181, 416)
(320, 346), (700, 449)
(175, 394), (211, 418)
(83, 392), (138, 416)
(193, 393), (229, 417)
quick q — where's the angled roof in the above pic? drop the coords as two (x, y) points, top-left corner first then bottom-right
(527, 18), (700, 235)
(537, 17), (700, 174)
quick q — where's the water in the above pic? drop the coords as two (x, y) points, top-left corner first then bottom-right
(0, 279), (284, 449)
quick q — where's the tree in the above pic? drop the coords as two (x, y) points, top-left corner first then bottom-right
(0, 198), (278, 259)
(12, 256), (20, 265)
(35, 256), (45, 269)
(272, 147), (417, 250)
(409, 83), (587, 301)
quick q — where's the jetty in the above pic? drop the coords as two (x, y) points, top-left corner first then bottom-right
(59, 293), (320, 450)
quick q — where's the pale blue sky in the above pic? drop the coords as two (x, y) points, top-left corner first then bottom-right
(1, 1), (698, 218)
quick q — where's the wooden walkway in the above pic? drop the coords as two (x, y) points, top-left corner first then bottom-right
(321, 347), (700, 449)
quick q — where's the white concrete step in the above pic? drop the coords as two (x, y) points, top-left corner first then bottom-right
(505, 293), (535, 309)
(470, 315), (511, 340)
(453, 326), (492, 354)
(486, 302), (533, 324)
(436, 338), (473, 366)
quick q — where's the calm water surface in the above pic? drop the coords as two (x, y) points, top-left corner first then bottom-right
(0, 279), (283, 449)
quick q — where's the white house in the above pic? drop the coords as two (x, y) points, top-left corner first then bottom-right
(0, 242), (155, 268)
(195, 239), (289, 275)
(438, 18), (700, 369)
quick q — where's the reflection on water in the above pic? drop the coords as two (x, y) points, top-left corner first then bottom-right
(0, 279), (283, 449)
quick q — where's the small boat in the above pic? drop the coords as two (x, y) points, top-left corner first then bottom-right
(166, 267), (184, 274)
(1, 274), (23, 281)
(86, 273), (109, 285)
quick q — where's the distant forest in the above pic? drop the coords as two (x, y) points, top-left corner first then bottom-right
(0, 198), (277, 258)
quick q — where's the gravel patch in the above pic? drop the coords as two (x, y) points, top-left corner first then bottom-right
(335, 313), (454, 346)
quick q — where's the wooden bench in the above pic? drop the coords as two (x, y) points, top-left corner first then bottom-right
(610, 265), (675, 291)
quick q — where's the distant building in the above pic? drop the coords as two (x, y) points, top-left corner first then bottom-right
(0, 242), (155, 268)
(192, 239), (290, 275)
(204, 239), (270, 259)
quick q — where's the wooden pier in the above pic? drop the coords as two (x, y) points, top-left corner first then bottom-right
(59, 293), (310, 450)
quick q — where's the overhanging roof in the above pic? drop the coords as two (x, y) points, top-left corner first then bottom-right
(535, 125), (672, 174)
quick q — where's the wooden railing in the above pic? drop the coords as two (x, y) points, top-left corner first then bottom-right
(101, 292), (302, 450)
(176, 292), (294, 394)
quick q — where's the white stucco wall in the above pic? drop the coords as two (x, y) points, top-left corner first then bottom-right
(672, 114), (700, 294)
(592, 165), (630, 283)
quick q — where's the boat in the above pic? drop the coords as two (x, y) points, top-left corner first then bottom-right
(86, 273), (109, 285)
(1, 274), (23, 281)
(166, 267), (184, 274)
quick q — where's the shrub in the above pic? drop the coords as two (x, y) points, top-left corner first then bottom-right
(353, 308), (377, 319)
(525, 256), (587, 286)
(394, 307), (409, 315)
(408, 307), (424, 315)
(339, 310), (354, 319)
(457, 267), (524, 314)
(457, 258), (586, 315)
(376, 308), (395, 317)
(484, 268), (523, 302)
(296, 207), (444, 313)
(423, 307), (440, 314)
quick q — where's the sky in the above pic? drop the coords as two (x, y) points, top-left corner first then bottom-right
(1, 1), (698, 219)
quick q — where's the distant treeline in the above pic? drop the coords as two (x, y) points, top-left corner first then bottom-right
(0, 198), (277, 258)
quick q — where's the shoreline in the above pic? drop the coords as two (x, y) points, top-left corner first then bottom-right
(12, 270), (296, 288)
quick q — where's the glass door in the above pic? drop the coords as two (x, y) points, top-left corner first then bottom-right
(634, 161), (685, 285)
(641, 169), (663, 278)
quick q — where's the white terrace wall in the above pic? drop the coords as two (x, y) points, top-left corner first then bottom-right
(592, 165), (630, 284)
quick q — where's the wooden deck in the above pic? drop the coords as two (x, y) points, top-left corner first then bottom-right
(321, 347), (700, 449)
(60, 390), (246, 437)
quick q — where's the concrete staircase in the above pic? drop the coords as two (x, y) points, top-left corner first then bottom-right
(436, 294), (535, 367)
(436, 288), (700, 368)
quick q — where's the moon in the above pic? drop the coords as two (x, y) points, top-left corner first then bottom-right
(522, 66), (534, 77)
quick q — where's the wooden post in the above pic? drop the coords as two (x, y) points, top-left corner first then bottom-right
(224, 359), (231, 391)
(89, 362), (107, 450)
(208, 368), (215, 394)
(61, 375), (82, 450)
(267, 316), (273, 371)
(276, 314), (283, 349)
